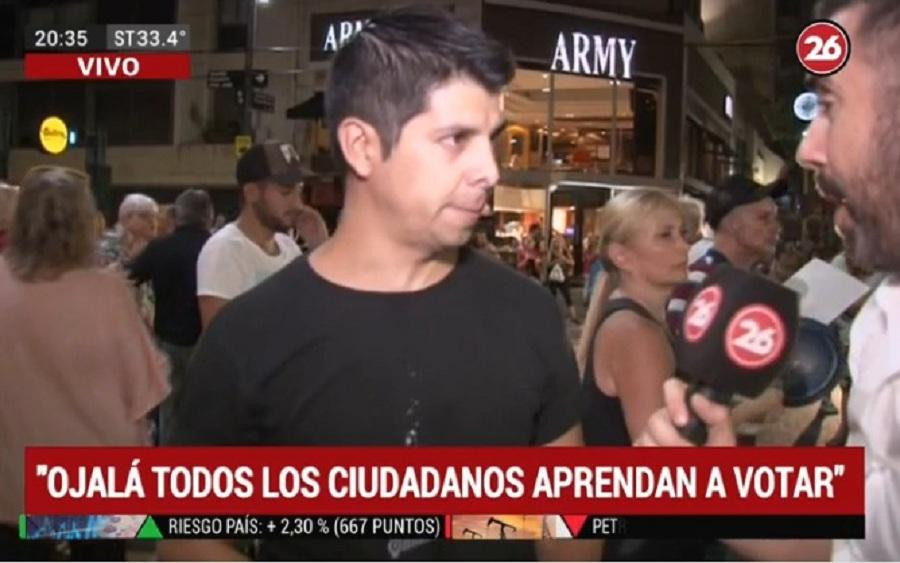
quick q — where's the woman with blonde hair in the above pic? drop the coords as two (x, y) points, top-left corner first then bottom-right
(576, 188), (689, 439)
(0, 166), (168, 559)
(576, 189), (701, 560)
(576, 189), (703, 559)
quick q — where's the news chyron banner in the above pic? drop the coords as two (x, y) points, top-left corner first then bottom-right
(22, 447), (864, 542)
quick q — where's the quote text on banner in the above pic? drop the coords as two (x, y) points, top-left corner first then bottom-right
(25, 447), (864, 516)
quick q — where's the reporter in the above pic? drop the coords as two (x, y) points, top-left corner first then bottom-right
(637, 0), (900, 558)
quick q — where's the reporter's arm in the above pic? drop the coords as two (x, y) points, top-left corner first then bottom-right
(635, 381), (832, 561)
(634, 378), (736, 447)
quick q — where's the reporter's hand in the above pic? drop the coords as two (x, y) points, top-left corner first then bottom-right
(634, 378), (736, 447)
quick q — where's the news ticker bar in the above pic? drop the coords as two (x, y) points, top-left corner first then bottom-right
(20, 514), (863, 541)
(26, 25), (190, 52)
(24, 53), (191, 81)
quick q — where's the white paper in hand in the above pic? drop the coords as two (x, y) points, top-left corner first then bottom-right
(783, 258), (869, 324)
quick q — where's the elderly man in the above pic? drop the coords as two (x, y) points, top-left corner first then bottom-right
(127, 189), (214, 440)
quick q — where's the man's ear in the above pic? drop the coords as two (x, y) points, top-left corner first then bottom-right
(336, 117), (383, 178)
(242, 182), (260, 204)
(717, 211), (738, 236)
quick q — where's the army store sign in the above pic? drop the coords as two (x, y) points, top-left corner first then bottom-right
(550, 31), (637, 80)
(310, 12), (374, 61)
(312, 7), (454, 61)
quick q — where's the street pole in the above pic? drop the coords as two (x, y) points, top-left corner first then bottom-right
(242, 0), (257, 139)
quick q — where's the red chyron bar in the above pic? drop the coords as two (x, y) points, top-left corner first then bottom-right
(24, 447), (863, 516)
(24, 53), (191, 80)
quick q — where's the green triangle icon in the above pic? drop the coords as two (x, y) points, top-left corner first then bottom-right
(137, 516), (163, 540)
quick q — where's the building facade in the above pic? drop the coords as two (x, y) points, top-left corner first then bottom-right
(0, 0), (783, 270)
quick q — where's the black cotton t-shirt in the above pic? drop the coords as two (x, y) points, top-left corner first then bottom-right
(167, 248), (580, 560)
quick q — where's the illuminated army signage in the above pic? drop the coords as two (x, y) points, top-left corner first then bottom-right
(550, 32), (637, 80)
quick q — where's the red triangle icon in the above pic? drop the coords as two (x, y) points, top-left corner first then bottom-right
(562, 515), (588, 537)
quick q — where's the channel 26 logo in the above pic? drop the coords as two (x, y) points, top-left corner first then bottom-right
(796, 20), (851, 76)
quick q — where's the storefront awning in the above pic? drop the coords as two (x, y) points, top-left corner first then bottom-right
(286, 92), (324, 120)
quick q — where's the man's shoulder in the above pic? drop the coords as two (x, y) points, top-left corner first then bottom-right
(200, 258), (315, 361)
(198, 224), (248, 256)
(205, 223), (242, 244)
(218, 257), (314, 320)
(459, 250), (560, 317)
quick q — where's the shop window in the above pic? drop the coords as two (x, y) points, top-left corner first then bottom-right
(549, 73), (613, 174)
(498, 69), (551, 170)
(686, 118), (732, 186)
(623, 78), (660, 176)
(0, 5), (15, 57)
(206, 88), (243, 143)
(97, 0), (177, 24)
(218, 0), (249, 51)
(27, 1), (92, 27)
(96, 82), (174, 145)
(498, 68), (659, 176)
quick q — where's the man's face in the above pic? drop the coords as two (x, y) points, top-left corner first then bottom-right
(723, 198), (781, 262)
(248, 181), (302, 233)
(369, 77), (503, 250)
(796, 5), (900, 272)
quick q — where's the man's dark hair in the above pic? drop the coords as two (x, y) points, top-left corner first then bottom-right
(174, 188), (213, 228)
(324, 7), (515, 175)
(816, 0), (900, 176)
(816, 0), (900, 74)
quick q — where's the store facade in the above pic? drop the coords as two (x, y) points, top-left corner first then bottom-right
(294, 0), (743, 276)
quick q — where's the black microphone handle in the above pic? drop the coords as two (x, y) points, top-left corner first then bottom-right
(677, 382), (733, 446)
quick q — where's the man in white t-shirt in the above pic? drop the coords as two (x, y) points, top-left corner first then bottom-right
(197, 141), (307, 329)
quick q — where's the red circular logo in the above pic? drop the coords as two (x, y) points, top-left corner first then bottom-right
(684, 285), (722, 343)
(796, 20), (851, 76)
(724, 305), (787, 369)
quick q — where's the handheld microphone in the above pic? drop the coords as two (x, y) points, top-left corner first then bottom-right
(675, 265), (799, 445)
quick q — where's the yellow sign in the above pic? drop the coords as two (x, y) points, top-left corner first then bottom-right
(235, 135), (252, 158)
(39, 116), (68, 155)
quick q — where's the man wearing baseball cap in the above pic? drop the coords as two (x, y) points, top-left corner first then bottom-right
(196, 141), (309, 329)
(666, 174), (788, 444)
(668, 174), (785, 336)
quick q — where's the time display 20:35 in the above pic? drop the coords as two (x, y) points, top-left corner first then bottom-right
(26, 27), (103, 51)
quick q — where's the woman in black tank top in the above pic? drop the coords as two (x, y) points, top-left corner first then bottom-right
(575, 190), (699, 560)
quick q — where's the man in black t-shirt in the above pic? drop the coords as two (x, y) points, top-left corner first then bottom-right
(128, 188), (213, 441)
(160, 8), (587, 561)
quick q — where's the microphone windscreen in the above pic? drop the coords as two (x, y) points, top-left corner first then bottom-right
(676, 265), (799, 398)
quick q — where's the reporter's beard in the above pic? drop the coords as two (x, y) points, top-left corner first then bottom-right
(833, 183), (900, 275)
(819, 153), (900, 275)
